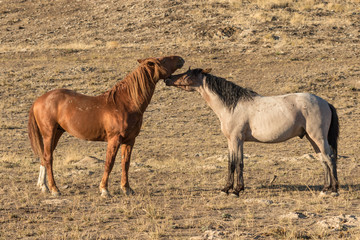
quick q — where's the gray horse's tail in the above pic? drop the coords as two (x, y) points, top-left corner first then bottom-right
(328, 103), (339, 160)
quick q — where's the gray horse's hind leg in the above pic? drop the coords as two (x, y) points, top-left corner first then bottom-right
(323, 150), (338, 193)
(306, 134), (338, 194)
(306, 135), (331, 191)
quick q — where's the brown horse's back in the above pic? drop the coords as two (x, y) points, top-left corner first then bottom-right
(33, 89), (112, 141)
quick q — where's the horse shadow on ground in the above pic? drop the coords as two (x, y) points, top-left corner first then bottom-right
(256, 184), (360, 192)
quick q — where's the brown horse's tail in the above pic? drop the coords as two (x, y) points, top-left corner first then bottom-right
(328, 103), (339, 160)
(28, 105), (43, 159)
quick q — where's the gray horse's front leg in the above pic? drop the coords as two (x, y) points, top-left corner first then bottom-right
(221, 139), (245, 197)
(233, 142), (245, 196)
(221, 152), (235, 194)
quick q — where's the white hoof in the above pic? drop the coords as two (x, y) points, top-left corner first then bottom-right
(51, 191), (61, 197)
(101, 189), (110, 198)
(230, 193), (239, 198)
(39, 184), (49, 193)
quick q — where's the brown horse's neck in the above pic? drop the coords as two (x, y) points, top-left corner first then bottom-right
(104, 66), (158, 113)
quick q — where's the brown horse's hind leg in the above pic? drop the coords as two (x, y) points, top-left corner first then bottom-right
(99, 137), (121, 197)
(42, 128), (62, 196)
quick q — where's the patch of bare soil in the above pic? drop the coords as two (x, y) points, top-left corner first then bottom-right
(0, 0), (359, 239)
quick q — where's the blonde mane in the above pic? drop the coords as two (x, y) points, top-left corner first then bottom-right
(106, 59), (167, 111)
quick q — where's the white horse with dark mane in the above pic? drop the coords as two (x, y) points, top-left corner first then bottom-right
(165, 68), (339, 197)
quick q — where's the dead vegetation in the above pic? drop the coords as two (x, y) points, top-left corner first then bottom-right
(0, 0), (359, 239)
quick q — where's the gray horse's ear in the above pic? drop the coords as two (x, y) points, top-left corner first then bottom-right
(194, 68), (203, 75)
(202, 68), (212, 74)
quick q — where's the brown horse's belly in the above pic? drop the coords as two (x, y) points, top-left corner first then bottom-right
(58, 111), (107, 141)
(56, 93), (108, 141)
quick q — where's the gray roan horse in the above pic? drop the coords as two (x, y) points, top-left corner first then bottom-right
(165, 68), (339, 197)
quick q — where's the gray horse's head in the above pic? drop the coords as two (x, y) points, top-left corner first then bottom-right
(165, 68), (212, 91)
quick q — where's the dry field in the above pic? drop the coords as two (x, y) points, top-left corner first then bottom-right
(1, 0), (360, 239)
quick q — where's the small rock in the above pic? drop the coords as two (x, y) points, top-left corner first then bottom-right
(244, 198), (273, 205)
(317, 214), (359, 231)
(353, 80), (360, 90)
(73, 156), (104, 167)
(280, 212), (307, 219)
(42, 199), (71, 206)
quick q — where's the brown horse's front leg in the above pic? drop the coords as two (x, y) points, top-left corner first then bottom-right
(120, 139), (135, 196)
(43, 137), (60, 196)
(100, 137), (121, 197)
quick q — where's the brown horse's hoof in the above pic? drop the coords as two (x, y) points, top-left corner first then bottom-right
(51, 191), (61, 197)
(100, 189), (111, 198)
(39, 185), (49, 193)
(122, 187), (135, 196)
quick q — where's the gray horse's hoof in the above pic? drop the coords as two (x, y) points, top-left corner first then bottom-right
(320, 191), (339, 197)
(319, 191), (329, 196)
(230, 192), (239, 198)
(331, 192), (339, 197)
(220, 191), (228, 196)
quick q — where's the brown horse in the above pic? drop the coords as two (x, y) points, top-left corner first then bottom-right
(28, 56), (184, 197)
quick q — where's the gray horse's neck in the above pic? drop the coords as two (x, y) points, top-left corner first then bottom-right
(197, 77), (233, 121)
(202, 74), (257, 110)
(197, 74), (257, 120)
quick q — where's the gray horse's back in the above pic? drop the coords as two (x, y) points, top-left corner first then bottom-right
(242, 93), (331, 143)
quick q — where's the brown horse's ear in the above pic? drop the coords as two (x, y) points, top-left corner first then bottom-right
(202, 68), (212, 74)
(148, 61), (155, 67)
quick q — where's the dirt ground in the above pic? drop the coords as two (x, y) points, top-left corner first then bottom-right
(0, 0), (359, 239)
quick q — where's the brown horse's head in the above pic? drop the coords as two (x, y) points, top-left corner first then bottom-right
(165, 68), (212, 91)
(137, 56), (185, 81)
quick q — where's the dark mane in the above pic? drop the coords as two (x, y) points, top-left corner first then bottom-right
(204, 74), (257, 110)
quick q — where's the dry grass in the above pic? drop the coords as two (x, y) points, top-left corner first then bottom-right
(0, 0), (359, 239)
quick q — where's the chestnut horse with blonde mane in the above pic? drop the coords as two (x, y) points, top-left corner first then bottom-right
(28, 56), (184, 197)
